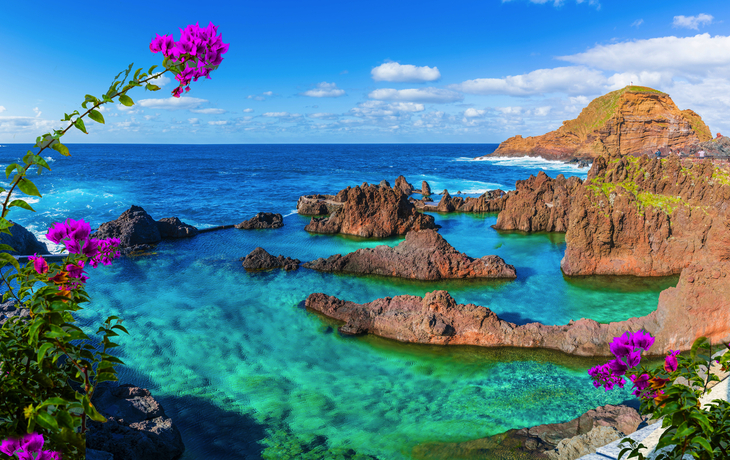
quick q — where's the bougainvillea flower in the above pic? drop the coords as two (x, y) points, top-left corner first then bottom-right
(630, 330), (655, 351)
(64, 238), (81, 255)
(67, 218), (90, 242)
(0, 436), (24, 456)
(46, 222), (70, 244)
(609, 332), (635, 359)
(623, 349), (643, 368)
(36, 449), (62, 460)
(81, 238), (100, 259)
(28, 253), (49, 274)
(608, 358), (629, 376)
(664, 350), (680, 373)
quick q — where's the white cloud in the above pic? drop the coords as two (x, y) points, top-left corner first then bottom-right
(148, 73), (171, 88)
(247, 91), (274, 101)
(208, 121), (228, 125)
(387, 102), (425, 112)
(190, 108), (227, 114)
(605, 71), (671, 90)
(534, 106), (552, 116)
(0, 106), (5, 113)
(117, 104), (140, 113)
(33, 107), (41, 118)
(262, 91), (273, 96)
(631, 19), (644, 27)
(497, 106), (523, 115)
(452, 66), (606, 96)
(0, 116), (65, 134)
(188, 118), (200, 124)
(371, 62), (441, 82)
(673, 14), (713, 30)
(138, 97), (207, 110)
(302, 82), (346, 98)
(350, 100), (426, 119)
(464, 108), (486, 118)
(558, 34), (730, 75)
(243, 108), (254, 113)
(501, 0), (600, 8)
(368, 87), (463, 103)
(307, 113), (338, 119)
(263, 112), (290, 117)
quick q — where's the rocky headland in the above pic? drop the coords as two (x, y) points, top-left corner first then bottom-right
(304, 182), (438, 237)
(303, 229), (516, 280)
(241, 247), (300, 271)
(0, 221), (50, 255)
(235, 212), (284, 229)
(483, 86), (712, 160)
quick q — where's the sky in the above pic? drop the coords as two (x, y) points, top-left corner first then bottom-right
(1, 0), (730, 144)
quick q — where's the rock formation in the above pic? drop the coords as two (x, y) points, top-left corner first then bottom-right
(394, 175), (414, 195)
(92, 205), (162, 248)
(494, 172), (583, 233)
(303, 229), (516, 280)
(420, 180), (432, 196)
(87, 382), (185, 460)
(241, 247), (300, 271)
(304, 183), (438, 237)
(0, 221), (50, 255)
(484, 86), (712, 160)
(412, 404), (646, 460)
(296, 195), (344, 216)
(416, 189), (508, 213)
(698, 135), (730, 157)
(156, 217), (199, 238)
(235, 212), (284, 230)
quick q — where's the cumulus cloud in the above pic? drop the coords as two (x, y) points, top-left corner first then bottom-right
(371, 62), (441, 82)
(188, 118), (200, 124)
(262, 112), (302, 119)
(350, 100), (425, 119)
(497, 106), (523, 115)
(368, 87), (462, 103)
(464, 108), (486, 118)
(534, 106), (552, 116)
(0, 106), (5, 113)
(452, 66), (606, 96)
(138, 97), (207, 110)
(302, 82), (346, 97)
(148, 73), (171, 88)
(208, 121), (228, 125)
(307, 113), (338, 119)
(243, 108), (254, 113)
(558, 34), (730, 75)
(190, 108), (227, 114)
(673, 14), (713, 30)
(247, 91), (275, 101)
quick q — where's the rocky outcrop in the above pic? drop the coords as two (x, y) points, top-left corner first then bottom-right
(420, 180), (432, 196)
(416, 189), (508, 213)
(698, 135), (730, 157)
(92, 205), (162, 248)
(561, 155), (730, 276)
(0, 221), (50, 255)
(485, 86), (712, 160)
(394, 175), (414, 195)
(304, 183), (438, 237)
(303, 229), (516, 280)
(87, 382), (185, 460)
(241, 247), (299, 271)
(0, 299), (28, 327)
(494, 172), (583, 233)
(296, 195), (343, 216)
(156, 217), (199, 238)
(412, 404), (645, 460)
(305, 264), (730, 355)
(235, 212), (283, 230)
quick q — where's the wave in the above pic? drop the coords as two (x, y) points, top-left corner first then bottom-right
(283, 209), (298, 217)
(453, 155), (590, 172)
(44, 156), (55, 163)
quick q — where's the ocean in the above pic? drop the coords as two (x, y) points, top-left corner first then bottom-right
(0, 144), (676, 459)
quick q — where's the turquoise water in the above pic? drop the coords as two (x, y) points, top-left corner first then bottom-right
(0, 144), (676, 459)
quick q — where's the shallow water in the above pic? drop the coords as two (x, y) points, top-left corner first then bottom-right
(0, 144), (675, 459)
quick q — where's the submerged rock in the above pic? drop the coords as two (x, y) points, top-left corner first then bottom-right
(87, 382), (185, 460)
(235, 212), (284, 230)
(0, 221), (50, 255)
(304, 229), (516, 280)
(242, 247), (299, 271)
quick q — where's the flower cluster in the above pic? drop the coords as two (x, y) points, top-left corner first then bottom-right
(0, 433), (61, 460)
(45, 218), (120, 268)
(149, 22), (229, 97)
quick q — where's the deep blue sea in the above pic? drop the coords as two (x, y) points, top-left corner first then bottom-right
(0, 144), (676, 459)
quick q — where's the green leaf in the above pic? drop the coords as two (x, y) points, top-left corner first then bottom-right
(34, 410), (59, 431)
(82, 395), (108, 422)
(118, 94), (134, 106)
(675, 422), (697, 438)
(134, 68), (141, 81)
(41, 397), (69, 407)
(33, 154), (51, 172)
(95, 372), (119, 384)
(74, 118), (88, 134)
(146, 83), (161, 91)
(5, 163), (18, 178)
(148, 65), (158, 74)
(37, 342), (54, 364)
(690, 436), (713, 454)
(0, 252), (20, 273)
(88, 109), (105, 124)
(111, 324), (129, 334)
(18, 178), (42, 197)
(8, 199), (35, 212)
(51, 142), (70, 157)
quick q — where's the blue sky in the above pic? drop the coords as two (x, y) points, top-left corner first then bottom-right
(1, 0), (729, 143)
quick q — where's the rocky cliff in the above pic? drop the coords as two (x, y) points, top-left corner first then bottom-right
(486, 86), (712, 160)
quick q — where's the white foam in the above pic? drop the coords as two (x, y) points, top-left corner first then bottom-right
(455, 155), (590, 173)
(44, 156), (55, 163)
(283, 209), (298, 217)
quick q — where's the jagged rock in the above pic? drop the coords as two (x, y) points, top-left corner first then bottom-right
(494, 172), (583, 233)
(416, 189), (509, 213)
(156, 217), (198, 238)
(241, 247), (299, 271)
(379, 179), (390, 188)
(484, 86), (712, 160)
(297, 195), (342, 216)
(91, 205), (162, 248)
(87, 382), (185, 460)
(235, 212), (283, 230)
(304, 229), (516, 280)
(698, 135), (730, 157)
(304, 183), (438, 237)
(421, 181), (432, 196)
(0, 221), (50, 255)
(394, 175), (414, 195)
(547, 426), (624, 460)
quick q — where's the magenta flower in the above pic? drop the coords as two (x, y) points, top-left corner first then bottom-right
(28, 253), (49, 274)
(630, 330), (655, 351)
(81, 238), (100, 259)
(608, 358), (629, 376)
(609, 332), (635, 360)
(67, 218), (90, 242)
(1, 436), (25, 457)
(65, 239), (81, 255)
(664, 350), (680, 373)
(46, 222), (70, 244)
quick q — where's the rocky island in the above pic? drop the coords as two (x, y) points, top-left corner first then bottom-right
(482, 86), (712, 160)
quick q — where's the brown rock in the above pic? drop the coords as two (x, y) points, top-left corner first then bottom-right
(486, 86), (711, 160)
(92, 205), (161, 248)
(235, 212), (283, 230)
(297, 195), (343, 216)
(304, 183), (438, 237)
(156, 217), (198, 238)
(415, 189), (508, 213)
(303, 229), (516, 280)
(241, 247), (300, 271)
(421, 180), (432, 196)
(394, 175), (414, 195)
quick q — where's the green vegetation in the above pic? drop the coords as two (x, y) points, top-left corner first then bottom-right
(711, 167), (730, 186)
(681, 109), (713, 142)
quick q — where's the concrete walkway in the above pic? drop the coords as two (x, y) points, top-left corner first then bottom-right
(579, 352), (729, 460)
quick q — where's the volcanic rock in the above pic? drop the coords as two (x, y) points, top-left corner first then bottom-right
(421, 180), (432, 196)
(235, 212), (283, 230)
(87, 382), (185, 460)
(379, 179), (391, 188)
(0, 221), (50, 255)
(394, 175), (414, 195)
(92, 205), (162, 248)
(297, 195), (343, 216)
(485, 86), (712, 160)
(494, 171), (583, 233)
(304, 183), (438, 237)
(698, 135), (730, 157)
(417, 189), (509, 214)
(242, 247), (300, 271)
(303, 229), (516, 280)
(156, 217), (199, 238)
